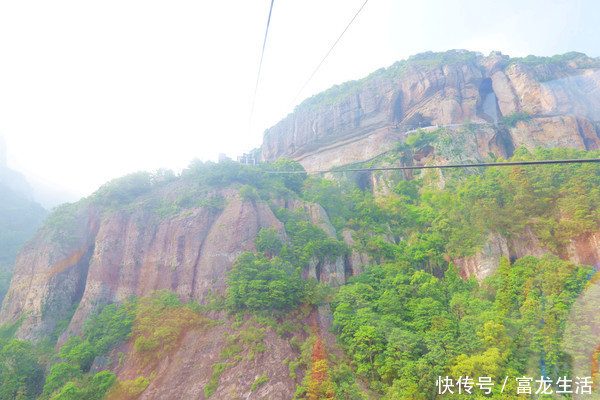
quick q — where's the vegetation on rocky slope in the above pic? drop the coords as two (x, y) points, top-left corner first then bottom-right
(332, 255), (592, 398)
(291, 50), (599, 116)
(293, 50), (482, 114)
(1, 141), (600, 398)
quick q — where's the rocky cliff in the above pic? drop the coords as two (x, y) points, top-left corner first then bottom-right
(262, 50), (600, 171)
(454, 230), (600, 282)
(0, 139), (47, 305)
(0, 178), (359, 344)
(0, 163), (370, 399)
(258, 50), (600, 283)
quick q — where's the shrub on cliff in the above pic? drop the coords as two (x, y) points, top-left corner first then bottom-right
(499, 111), (531, 127)
(226, 252), (306, 311)
(270, 158), (307, 195)
(254, 227), (283, 256)
(0, 339), (45, 399)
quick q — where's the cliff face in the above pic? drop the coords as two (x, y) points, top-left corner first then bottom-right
(453, 230), (600, 282)
(101, 310), (309, 400)
(0, 168), (364, 398)
(0, 182), (354, 342)
(259, 51), (600, 282)
(262, 51), (600, 171)
(61, 196), (286, 344)
(262, 53), (485, 166)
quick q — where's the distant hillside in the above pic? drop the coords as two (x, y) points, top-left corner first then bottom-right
(0, 183), (47, 304)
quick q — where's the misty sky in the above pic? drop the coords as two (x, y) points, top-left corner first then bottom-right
(0, 0), (598, 203)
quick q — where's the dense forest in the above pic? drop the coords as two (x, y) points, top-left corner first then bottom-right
(0, 141), (599, 399)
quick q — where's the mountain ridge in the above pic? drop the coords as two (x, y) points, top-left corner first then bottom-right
(262, 50), (600, 173)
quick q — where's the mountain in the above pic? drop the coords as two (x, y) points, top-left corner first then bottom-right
(261, 49), (600, 281)
(262, 50), (600, 171)
(0, 50), (600, 399)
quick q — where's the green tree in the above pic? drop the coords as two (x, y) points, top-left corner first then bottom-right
(226, 252), (306, 311)
(271, 158), (307, 194)
(42, 363), (82, 398)
(59, 338), (96, 372)
(254, 227), (283, 255)
(0, 339), (44, 400)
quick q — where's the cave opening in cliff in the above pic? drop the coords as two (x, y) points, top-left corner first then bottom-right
(355, 171), (372, 192)
(344, 255), (353, 282)
(402, 112), (432, 130)
(392, 92), (403, 124)
(477, 78), (502, 123)
(340, 170), (373, 192)
(315, 260), (323, 282)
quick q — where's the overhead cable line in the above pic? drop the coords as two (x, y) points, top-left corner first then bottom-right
(263, 158), (600, 174)
(249, 0), (275, 124)
(288, 0), (370, 109)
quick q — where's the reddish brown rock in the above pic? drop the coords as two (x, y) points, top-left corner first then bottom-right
(262, 57), (486, 164)
(0, 182), (365, 342)
(0, 202), (97, 341)
(454, 229), (600, 282)
(113, 313), (304, 400)
(453, 232), (510, 282)
(0, 190), (289, 341)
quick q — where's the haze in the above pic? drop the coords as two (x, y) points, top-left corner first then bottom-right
(0, 0), (598, 204)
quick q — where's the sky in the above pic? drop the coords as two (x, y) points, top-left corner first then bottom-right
(0, 0), (599, 204)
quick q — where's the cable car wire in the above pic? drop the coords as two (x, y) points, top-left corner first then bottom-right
(249, 0), (276, 124)
(262, 158), (600, 174)
(288, 0), (370, 110)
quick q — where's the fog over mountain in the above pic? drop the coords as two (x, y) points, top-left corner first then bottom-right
(1, 133), (79, 209)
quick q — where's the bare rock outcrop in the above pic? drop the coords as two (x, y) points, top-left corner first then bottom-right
(453, 232), (510, 282)
(0, 202), (96, 340)
(114, 313), (304, 400)
(271, 198), (354, 285)
(0, 182), (364, 342)
(262, 51), (487, 166)
(0, 191), (293, 341)
(261, 51), (600, 171)
(454, 229), (600, 282)
(61, 197), (286, 343)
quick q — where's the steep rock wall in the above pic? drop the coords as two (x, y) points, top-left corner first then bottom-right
(0, 187), (359, 342)
(262, 57), (485, 163)
(0, 203), (97, 340)
(61, 197), (285, 343)
(112, 313), (304, 400)
(454, 229), (600, 282)
(262, 52), (600, 171)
